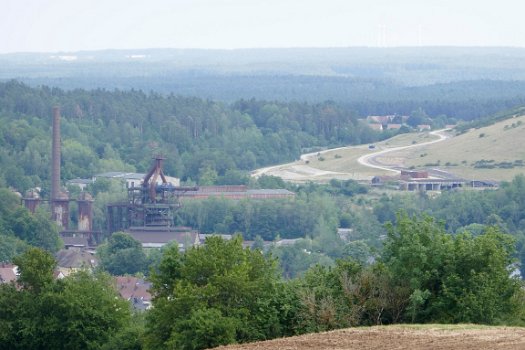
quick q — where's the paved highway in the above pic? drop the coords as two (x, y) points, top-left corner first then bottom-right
(357, 129), (451, 175)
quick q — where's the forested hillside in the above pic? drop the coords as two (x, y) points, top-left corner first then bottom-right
(3, 78), (524, 194)
(5, 47), (525, 120)
(0, 81), (385, 193)
(16, 75), (525, 120)
(2, 80), (525, 269)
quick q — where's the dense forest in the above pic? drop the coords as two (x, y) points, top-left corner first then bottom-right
(14, 75), (525, 120)
(5, 47), (525, 120)
(0, 80), (386, 194)
(2, 79), (523, 196)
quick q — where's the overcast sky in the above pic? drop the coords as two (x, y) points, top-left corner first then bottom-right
(1, 0), (523, 54)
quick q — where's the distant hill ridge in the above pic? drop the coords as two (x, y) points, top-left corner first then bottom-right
(3, 47), (525, 116)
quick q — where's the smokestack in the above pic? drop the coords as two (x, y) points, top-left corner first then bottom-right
(51, 106), (61, 201)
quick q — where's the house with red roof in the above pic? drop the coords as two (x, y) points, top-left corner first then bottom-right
(0, 264), (18, 284)
(115, 276), (152, 310)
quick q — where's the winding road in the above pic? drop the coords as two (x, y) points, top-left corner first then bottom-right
(251, 129), (452, 181)
(357, 129), (451, 174)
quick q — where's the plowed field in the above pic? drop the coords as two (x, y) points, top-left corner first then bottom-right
(215, 325), (525, 350)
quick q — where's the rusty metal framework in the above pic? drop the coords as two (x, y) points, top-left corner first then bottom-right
(107, 156), (197, 233)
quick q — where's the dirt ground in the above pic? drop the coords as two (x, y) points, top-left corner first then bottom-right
(214, 325), (525, 350)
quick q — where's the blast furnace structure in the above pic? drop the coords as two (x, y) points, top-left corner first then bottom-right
(107, 156), (198, 233)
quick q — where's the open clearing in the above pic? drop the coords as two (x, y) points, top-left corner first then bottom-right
(401, 114), (525, 181)
(252, 114), (525, 182)
(251, 131), (444, 182)
(215, 325), (525, 350)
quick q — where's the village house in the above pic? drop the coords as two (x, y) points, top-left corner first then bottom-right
(0, 263), (18, 284)
(367, 123), (383, 131)
(115, 276), (152, 310)
(55, 249), (98, 273)
(366, 115), (396, 124)
(0, 263), (66, 284)
(386, 123), (402, 130)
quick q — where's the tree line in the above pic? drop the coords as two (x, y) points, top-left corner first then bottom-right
(17, 71), (525, 120)
(372, 175), (525, 275)
(1, 215), (523, 349)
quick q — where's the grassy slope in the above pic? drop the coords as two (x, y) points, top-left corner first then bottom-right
(310, 132), (439, 173)
(253, 113), (525, 182)
(254, 133), (435, 182)
(253, 132), (441, 182)
(401, 114), (525, 181)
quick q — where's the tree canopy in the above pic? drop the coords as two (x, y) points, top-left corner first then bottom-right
(145, 236), (289, 349)
(97, 232), (148, 276)
(0, 248), (133, 350)
(382, 214), (522, 324)
(0, 189), (61, 260)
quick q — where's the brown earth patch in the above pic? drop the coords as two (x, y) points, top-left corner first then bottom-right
(214, 325), (525, 350)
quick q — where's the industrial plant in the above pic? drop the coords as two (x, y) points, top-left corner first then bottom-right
(22, 107), (99, 248)
(21, 106), (295, 251)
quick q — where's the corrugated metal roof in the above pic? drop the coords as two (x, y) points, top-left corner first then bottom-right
(62, 236), (89, 247)
(67, 178), (93, 184)
(179, 188), (295, 198)
(95, 172), (145, 179)
(247, 189), (294, 195)
(127, 230), (199, 245)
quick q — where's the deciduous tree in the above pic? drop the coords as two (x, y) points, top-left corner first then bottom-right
(145, 236), (285, 349)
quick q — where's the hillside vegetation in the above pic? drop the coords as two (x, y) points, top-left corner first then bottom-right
(403, 114), (525, 180)
(255, 113), (525, 182)
(254, 131), (441, 182)
(5, 48), (525, 119)
(0, 80), (384, 195)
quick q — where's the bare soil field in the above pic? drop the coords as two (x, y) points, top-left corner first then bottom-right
(215, 325), (525, 350)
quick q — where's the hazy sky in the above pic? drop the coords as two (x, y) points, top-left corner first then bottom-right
(1, 0), (523, 53)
